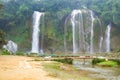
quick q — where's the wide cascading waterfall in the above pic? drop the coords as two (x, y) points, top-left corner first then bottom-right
(65, 9), (102, 54)
(31, 11), (44, 53)
(105, 24), (111, 52)
(90, 11), (95, 53)
(70, 10), (95, 53)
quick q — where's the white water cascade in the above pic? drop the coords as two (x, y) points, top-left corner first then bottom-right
(70, 10), (95, 53)
(31, 11), (44, 53)
(99, 37), (103, 53)
(64, 9), (107, 54)
(97, 17), (103, 53)
(105, 24), (111, 52)
(71, 10), (83, 53)
(90, 11), (95, 53)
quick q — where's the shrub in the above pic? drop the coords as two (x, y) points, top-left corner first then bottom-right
(53, 58), (73, 64)
(27, 53), (38, 57)
(109, 59), (120, 65)
(1, 48), (10, 55)
(97, 61), (117, 67)
(92, 58), (105, 65)
(116, 48), (120, 52)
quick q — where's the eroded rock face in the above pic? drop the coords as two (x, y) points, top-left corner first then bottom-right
(3, 40), (18, 54)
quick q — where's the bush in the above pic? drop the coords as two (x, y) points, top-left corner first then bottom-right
(109, 59), (120, 65)
(92, 58), (105, 65)
(27, 53), (38, 57)
(1, 48), (10, 55)
(116, 48), (120, 52)
(53, 58), (73, 64)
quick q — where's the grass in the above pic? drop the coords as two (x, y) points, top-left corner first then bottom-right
(42, 61), (97, 80)
(38, 53), (75, 57)
(16, 52), (25, 56)
(97, 61), (118, 67)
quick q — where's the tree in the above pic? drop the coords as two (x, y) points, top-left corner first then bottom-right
(0, 4), (2, 9)
(0, 29), (6, 49)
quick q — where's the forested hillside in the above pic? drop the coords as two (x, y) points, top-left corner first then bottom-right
(0, 0), (120, 52)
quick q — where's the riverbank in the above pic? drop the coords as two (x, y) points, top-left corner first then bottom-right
(0, 55), (119, 80)
(0, 55), (60, 80)
(0, 55), (98, 80)
(42, 61), (98, 80)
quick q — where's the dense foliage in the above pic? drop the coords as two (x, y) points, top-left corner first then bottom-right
(0, 0), (120, 51)
(0, 29), (6, 48)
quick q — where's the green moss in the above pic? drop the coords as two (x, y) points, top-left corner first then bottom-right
(97, 61), (118, 67)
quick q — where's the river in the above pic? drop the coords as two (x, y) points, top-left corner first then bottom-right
(73, 59), (120, 80)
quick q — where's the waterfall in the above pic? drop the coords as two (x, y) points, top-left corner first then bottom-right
(97, 17), (103, 53)
(99, 37), (103, 53)
(105, 24), (111, 52)
(71, 10), (83, 53)
(31, 11), (44, 53)
(65, 9), (102, 54)
(64, 17), (68, 53)
(90, 11), (95, 53)
(70, 10), (95, 53)
(3, 40), (18, 54)
(78, 10), (84, 53)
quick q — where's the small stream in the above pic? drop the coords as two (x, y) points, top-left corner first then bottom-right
(73, 59), (120, 80)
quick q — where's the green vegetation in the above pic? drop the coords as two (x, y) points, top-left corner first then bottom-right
(16, 52), (25, 56)
(92, 58), (120, 67)
(43, 61), (96, 80)
(0, 29), (6, 49)
(97, 61), (117, 67)
(92, 58), (105, 65)
(110, 59), (120, 65)
(53, 58), (73, 64)
(116, 49), (120, 52)
(0, 0), (120, 51)
(0, 48), (10, 55)
(0, 48), (25, 56)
